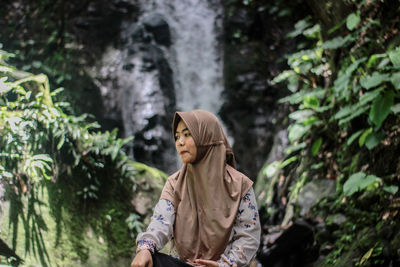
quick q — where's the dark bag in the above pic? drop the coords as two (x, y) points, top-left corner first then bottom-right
(152, 252), (192, 267)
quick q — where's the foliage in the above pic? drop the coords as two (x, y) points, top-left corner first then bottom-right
(0, 0), (134, 118)
(0, 50), (161, 266)
(262, 0), (400, 265)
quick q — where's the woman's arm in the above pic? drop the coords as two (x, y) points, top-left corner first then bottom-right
(217, 188), (261, 267)
(131, 199), (175, 267)
(135, 199), (176, 253)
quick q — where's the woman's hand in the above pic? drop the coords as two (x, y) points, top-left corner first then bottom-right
(193, 259), (219, 267)
(131, 249), (153, 267)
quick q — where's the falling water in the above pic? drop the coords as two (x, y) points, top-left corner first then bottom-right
(93, 0), (224, 171)
(138, 0), (224, 113)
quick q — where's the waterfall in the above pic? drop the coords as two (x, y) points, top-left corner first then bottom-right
(92, 0), (224, 172)
(138, 0), (224, 113)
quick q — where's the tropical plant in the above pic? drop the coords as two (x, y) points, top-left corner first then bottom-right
(0, 49), (164, 266)
(261, 0), (400, 265)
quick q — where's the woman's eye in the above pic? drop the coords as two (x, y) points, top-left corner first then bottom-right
(184, 132), (191, 137)
(174, 135), (179, 141)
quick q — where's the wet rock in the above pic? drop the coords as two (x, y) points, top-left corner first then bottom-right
(258, 220), (319, 267)
(131, 25), (152, 44)
(93, 23), (176, 173)
(142, 13), (171, 47)
(130, 162), (166, 223)
(221, 1), (305, 179)
(297, 179), (336, 217)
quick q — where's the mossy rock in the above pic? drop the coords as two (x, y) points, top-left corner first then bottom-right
(0, 161), (167, 266)
(130, 161), (167, 224)
(0, 189), (110, 267)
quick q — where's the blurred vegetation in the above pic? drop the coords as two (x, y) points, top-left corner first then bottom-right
(0, 0), (137, 121)
(0, 50), (166, 266)
(256, 0), (400, 265)
(2, 0), (400, 266)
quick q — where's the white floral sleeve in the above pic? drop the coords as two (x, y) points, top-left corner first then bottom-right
(217, 188), (261, 267)
(136, 188), (261, 266)
(136, 199), (175, 253)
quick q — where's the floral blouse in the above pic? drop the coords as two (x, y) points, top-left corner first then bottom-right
(136, 188), (261, 267)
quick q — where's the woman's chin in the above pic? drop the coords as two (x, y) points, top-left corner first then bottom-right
(180, 156), (194, 164)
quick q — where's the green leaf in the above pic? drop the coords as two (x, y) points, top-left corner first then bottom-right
(303, 24), (321, 39)
(338, 105), (369, 125)
(316, 104), (333, 113)
(346, 57), (367, 75)
(360, 72), (390, 90)
(288, 124), (310, 143)
(359, 87), (383, 106)
(346, 13), (360, 30)
(343, 172), (381, 196)
(2, 171), (13, 178)
(390, 72), (400, 90)
(334, 106), (352, 120)
(32, 154), (53, 162)
(284, 142), (306, 154)
(343, 172), (366, 196)
(50, 87), (64, 96)
(377, 58), (391, 69)
(280, 156), (298, 168)
(347, 130), (364, 146)
(365, 132), (384, 150)
(333, 101), (370, 126)
(359, 128), (372, 147)
(271, 70), (296, 85)
(279, 89), (324, 104)
(286, 18), (312, 38)
(388, 48), (400, 66)
(303, 96), (320, 109)
(303, 116), (321, 126)
(289, 110), (315, 122)
(383, 185), (398, 195)
(311, 137), (322, 156)
(391, 103), (400, 114)
(366, 54), (386, 69)
(322, 35), (353, 49)
(360, 247), (374, 265)
(361, 175), (382, 190)
(369, 90), (394, 128)
(263, 161), (280, 178)
(57, 135), (65, 150)
(311, 162), (324, 170)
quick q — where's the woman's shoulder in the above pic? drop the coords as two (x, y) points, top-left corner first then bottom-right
(225, 164), (249, 179)
(167, 170), (180, 180)
(226, 164), (253, 184)
(163, 170), (181, 188)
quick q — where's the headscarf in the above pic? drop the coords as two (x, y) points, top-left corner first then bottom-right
(160, 110), (253, 262)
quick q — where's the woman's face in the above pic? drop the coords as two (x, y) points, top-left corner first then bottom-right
(175, 120), (197, 164)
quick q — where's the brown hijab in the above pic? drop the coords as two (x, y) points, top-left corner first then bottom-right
(160, 110), (253, 262)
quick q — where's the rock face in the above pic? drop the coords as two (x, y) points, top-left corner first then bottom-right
(92, 12), (177, 173)
(77, 0), (296, 179)
(91, 0), (225, 174)
(220, 2), (301, 179)
(142, 13), (171, 47)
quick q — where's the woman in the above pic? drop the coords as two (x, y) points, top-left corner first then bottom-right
(131, 110), (261, 267)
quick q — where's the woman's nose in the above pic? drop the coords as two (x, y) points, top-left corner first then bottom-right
(178, 137), (184, 145)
